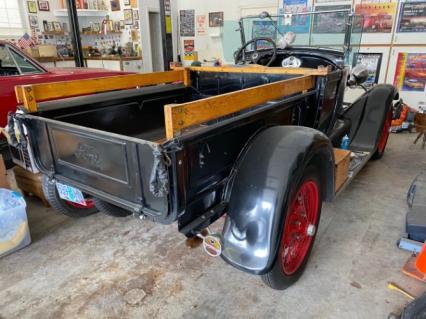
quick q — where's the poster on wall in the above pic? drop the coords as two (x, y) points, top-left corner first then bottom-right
(279, 0), (310, 33)
(183, 39), (197, 61)
(313, 5), (351, 33)
(184, 39), (194, 53)
(354, 3), (397, 33)
(393, 53), (426, 92)
(316, 0), (349, 2)
(398, 1), (426, 33)
(180, 10), (195, 37)
(196, 15), (207, 35)
(252, 21), (277, 49)
(353, 53), (382, 87)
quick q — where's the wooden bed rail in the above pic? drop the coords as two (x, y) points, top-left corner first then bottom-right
(15, 70), (188, 112)
(172, 65), (330, 76)
(164, 74), (315, 139)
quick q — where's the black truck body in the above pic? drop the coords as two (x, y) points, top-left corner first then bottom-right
(8, 45), (398, 289)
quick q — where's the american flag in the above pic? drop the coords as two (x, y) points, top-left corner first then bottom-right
(18, 33), (35, 49)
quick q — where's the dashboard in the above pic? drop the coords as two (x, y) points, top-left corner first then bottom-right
(241, 47), (344, 71)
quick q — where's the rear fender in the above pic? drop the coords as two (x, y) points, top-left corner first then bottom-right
(343, 84), (398, 152)
(221, 126), (334, 274)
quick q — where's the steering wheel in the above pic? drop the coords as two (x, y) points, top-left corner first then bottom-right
(234, 37), (277, 67)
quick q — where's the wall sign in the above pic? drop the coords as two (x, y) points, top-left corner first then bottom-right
(353, 53), (382, 87)
(180, 10), (195, 36)
(398, 2), (426, 33)
(394, 53), (426, 92)
(196, 15), (207, 36)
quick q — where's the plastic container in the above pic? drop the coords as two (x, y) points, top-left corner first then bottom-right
(340, 134), (350, 150)
(0, 189), (31, 258)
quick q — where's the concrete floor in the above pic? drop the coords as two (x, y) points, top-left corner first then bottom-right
(1, 133), (426, 319)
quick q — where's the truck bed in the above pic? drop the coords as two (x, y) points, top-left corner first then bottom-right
(26, 70), (304, 143)
(12, 67), (322, 223)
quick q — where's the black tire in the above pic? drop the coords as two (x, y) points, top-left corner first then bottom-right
(92, 198), (132, 217)
(42, 176), (98, 218)
(261, 166), (322, 290)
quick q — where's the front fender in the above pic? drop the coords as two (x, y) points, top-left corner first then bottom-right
(221, 126), (334, 275)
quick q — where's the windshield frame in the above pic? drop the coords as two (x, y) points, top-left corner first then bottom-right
(237, 9), (357, 61)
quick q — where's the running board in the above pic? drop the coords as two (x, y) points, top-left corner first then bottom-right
(335, 150), (371, 197)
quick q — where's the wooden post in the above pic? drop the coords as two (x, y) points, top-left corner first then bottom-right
(183, 67), (191, 87)
(20, 85), (37, 112)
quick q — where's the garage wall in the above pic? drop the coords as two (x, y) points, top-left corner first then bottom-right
(174, 0), (280, 64)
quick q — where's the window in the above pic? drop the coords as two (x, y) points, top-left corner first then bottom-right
(0, 45), (19, 76)
(0, 45), (42, 76)
(10, 49), (42, 74)
(0, 0), (23, 30)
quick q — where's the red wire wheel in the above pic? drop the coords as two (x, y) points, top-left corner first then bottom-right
(279, 180), (320, 275)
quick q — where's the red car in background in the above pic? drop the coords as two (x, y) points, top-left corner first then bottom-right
(0, 41), (128, 215)
(0, 41), (127, 129)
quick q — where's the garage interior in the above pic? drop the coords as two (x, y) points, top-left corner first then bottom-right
(1, 0), (426, 319)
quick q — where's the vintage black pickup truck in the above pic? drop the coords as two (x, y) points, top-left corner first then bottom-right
(7, 10), (400, 290)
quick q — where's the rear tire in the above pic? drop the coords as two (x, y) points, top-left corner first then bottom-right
(261, 166), (322, 290)
(92, 198), (132, 217)
(371, 108), (393, 160)
(42, 176), (98, 218)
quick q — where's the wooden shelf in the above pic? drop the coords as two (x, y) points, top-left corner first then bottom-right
(81, 31), (122, 36)
(42, 32), (66, 36)
(54, 9), (108, 17)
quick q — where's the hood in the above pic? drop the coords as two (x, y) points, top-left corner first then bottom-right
(46, 67), (128, 77)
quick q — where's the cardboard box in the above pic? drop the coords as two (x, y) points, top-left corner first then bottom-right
(38, 45), (57, 57)
(25, 47), (40, 58)
(334, 148), (351, 192)
(0, 155), (10, 189)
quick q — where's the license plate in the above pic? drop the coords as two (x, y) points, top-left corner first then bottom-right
(56, 182), (87, 206)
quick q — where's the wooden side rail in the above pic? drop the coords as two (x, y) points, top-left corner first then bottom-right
(164, 74), (315, 139)
(172, 65), (330, 76)
(15, 70), (187, 112)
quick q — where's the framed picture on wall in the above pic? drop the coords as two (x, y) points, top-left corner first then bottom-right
(29, 15), (39, 28)
(353, 52), (382, 87)
(398, 1), (426, 33)
(38, 1), (50, 11)
(209, 12), (224, 27)
(53, 21), (62, 32)
(124, 0), (130, 5)
(27, 1), (37, 14)
(133, 9), (139, 21)
(110, 0), (120, 11)
(43, 20), (49, 32)
(393, 53), (426, 92)
(354, 3), (396, 33)
(124, 9), (133, 25)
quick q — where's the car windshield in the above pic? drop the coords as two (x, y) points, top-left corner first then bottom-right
(222, 10), (363, 65)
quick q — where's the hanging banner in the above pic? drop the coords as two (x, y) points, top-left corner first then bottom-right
(355, 3), (397, 33)
(196, 15), (207, 35)
(398, 1), (426, 33)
